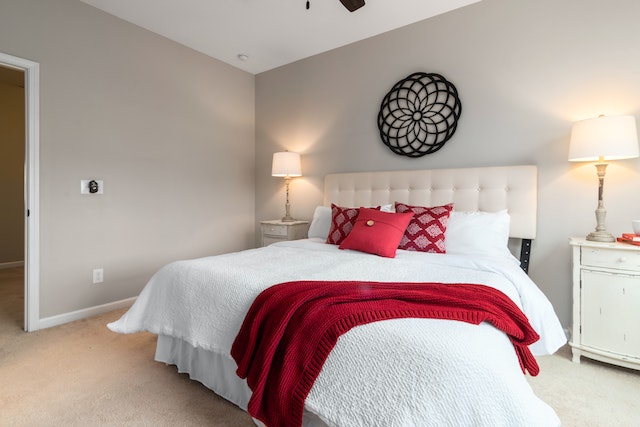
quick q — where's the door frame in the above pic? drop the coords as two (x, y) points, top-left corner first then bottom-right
(0, 52), (40, 331)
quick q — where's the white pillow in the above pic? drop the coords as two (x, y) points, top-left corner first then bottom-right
(445, 210), (512, 259)
(307, 204), (394, 240)
(308, 206), (332, 239)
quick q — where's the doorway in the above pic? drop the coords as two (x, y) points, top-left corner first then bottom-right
(0, 65), (25, 330)
(0, 52), (40, 332)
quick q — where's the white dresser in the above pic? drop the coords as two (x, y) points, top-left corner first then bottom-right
(260, 220), (310, 247)
(569, 237), (640, 370)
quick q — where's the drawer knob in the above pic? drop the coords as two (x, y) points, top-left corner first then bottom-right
(618, 257), (627, 263)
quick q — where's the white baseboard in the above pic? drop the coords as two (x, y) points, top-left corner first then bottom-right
(38, 297), (136, 330)
(0, 261), (24, 269)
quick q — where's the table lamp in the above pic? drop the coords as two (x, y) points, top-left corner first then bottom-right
(568, 115), (639, 242)
(272, 151), (302, 222)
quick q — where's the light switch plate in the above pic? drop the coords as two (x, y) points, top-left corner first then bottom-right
(93, 268), (104, 284)
(80, 179), (104, 194)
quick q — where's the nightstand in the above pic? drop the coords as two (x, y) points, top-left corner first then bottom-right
(260, 220), (310, 247)
(569, 237), (640, 370)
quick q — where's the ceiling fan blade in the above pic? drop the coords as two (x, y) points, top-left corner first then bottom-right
(340, 0), (365, 12)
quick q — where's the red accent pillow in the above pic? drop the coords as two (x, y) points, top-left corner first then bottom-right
(326, 204), (380, 245)
(339, 208), (414, 258)
(395, 202), (453, 253)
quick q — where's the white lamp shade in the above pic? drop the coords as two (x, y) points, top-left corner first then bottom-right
(569, 115), (639, 162)
(272, 152), (302, 177)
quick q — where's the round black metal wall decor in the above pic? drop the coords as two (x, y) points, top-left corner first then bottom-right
(377, 72), (462, 157)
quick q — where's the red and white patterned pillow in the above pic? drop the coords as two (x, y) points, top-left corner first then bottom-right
(326, 204), (380, 245)
(394, 202), (454, 253)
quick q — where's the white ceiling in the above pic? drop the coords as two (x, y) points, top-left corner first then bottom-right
(80, 0), (480, 75)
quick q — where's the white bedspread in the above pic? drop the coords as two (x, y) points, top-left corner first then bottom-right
(109, 239), (566, 426)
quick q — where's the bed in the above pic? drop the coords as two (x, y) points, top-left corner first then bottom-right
(109, 165), (567, 427)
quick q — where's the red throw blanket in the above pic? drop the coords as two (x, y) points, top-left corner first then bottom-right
(231, 281), (540, 427)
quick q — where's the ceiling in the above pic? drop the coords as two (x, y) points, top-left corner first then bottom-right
(80, 0), (480, 75)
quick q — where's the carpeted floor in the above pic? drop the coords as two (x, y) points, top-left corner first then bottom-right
(1, 266), (639, 426)
(0, 267), (253, 427)
(529, 346), (640, 426)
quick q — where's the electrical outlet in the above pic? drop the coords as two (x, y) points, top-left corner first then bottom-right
(93, 268), (104, 284)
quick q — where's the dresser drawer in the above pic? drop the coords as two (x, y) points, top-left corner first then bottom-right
(262, 224), (288, 237)
(260, 220), (310, 247)
(262, 236), (286, 246)
(581, 247), (640, 273)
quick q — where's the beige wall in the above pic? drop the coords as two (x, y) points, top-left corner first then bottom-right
(255, 0), (640, 327)
(0, 0), (255, 319)
(0, 79), (25, 264)
(3, 0), (639, 327)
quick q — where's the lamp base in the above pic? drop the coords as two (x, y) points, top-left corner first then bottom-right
(586, 230), (615, 243)
(585, 162), (615, 243)
(280, 177), (297, 222)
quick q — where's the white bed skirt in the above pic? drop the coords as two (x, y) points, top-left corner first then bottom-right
(154, 334), (329, 427)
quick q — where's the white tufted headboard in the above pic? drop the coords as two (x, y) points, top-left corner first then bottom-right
(324, 165), (537, 240)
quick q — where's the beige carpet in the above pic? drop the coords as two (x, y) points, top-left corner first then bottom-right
(529, 346), (640, 426)
(0, 267), (253, 427)
(2, 267), (639, 426)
